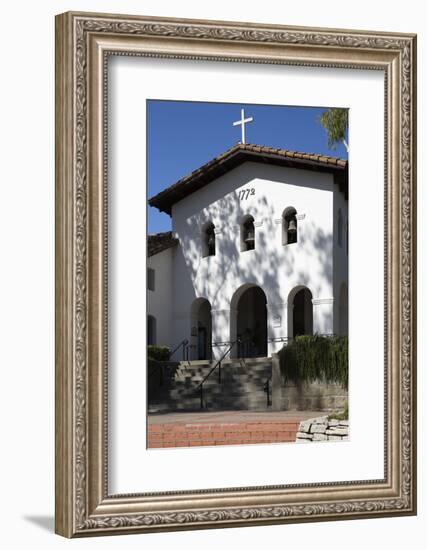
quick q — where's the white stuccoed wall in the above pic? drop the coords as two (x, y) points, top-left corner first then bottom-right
(333, 183), (349, 335)
(163, 160), (345, 358)
(147, 246), (174, 347)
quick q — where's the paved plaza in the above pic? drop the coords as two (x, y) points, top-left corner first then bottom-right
(147, 410), (321, 449)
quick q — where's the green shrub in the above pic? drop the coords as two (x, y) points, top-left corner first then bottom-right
(329, 401), (349, 420)
(279, 335), (348, 389)
(147, 345), (170, 361)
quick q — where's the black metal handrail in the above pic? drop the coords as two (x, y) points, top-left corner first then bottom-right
(195, 339), (240, 409)
(267, 333), (337, 346)
(169, 338), (189, 361)
(148, 339), (189, 385)
(264, 376), (272, 407)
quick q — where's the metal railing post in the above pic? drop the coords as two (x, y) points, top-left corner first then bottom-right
(194, 339), (239, 408)
(170, 338), (189, 361)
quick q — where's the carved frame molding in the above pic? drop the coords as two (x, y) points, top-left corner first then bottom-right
(55, 11), (416, 537)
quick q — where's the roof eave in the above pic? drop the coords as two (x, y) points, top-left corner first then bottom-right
(148, 146), (348, 215)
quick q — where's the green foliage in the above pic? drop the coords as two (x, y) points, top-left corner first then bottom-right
(279, 335), (348, 389)
(147, 345), (170, 361)
(329, 401), (349, 421)
(319, 108), (349, 150)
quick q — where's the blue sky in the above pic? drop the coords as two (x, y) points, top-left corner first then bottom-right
(147, 101), (348, 234)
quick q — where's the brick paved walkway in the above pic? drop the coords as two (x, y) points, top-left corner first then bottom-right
(147, 410), (320, 449)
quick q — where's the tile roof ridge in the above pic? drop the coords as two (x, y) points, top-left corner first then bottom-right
(240, 142), (346, 163)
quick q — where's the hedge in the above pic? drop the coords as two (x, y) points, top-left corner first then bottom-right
(279, 335), (348, 389)
(147, 345), (170, 361)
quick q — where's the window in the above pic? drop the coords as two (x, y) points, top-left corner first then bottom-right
(147, 315), (157, 345)
(241, 215), (255, 251)
(282, 207), (297, 245)
(337, 209), (343, 247)
(202, 222), (216, 257)
(147, 268), (155, 291)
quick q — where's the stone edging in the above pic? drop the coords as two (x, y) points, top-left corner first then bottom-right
(296, 416), (349, 442)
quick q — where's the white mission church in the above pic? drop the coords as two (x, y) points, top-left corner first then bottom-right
(147, 116), (348, 362)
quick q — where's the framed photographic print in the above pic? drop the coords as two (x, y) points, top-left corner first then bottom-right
(55, 11), (417, 537)
(145, 100), (350, 450)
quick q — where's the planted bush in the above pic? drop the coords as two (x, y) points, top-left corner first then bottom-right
(329, 401), (349, 420)
(147, 345), (170, 362)
(279, 335), (348, 389)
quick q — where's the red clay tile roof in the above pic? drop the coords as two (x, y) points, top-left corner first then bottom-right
(149, 143), (348, 215)
(148, 231), (178, 257)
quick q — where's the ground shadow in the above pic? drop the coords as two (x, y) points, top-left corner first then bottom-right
(22, 515), (54, 533)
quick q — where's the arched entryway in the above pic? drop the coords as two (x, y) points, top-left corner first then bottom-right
(190, 298), (212, 360)
(230, 285), (267, 358)
(288, 287), (313, 338)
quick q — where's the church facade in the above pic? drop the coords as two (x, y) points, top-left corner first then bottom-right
(148, 143), (348, 361)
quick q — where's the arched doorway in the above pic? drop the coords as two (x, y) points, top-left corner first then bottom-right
(339, 283), (348, 336)
(289, 287), (313, 337)
(231, 285), (267, 358)
(190, 298), (212, 360)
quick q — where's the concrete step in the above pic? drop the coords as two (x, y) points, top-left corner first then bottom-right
(148, 357), (272, 412)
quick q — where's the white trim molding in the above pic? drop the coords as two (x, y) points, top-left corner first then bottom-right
(312, 297), (334, 306)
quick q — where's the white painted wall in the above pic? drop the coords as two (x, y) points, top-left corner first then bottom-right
(147, 246), (174, 347)
(333, 183), (349, 334)
(167, 161), (341, 357)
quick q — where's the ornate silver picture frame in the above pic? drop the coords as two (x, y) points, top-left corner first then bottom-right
(55, 11), (416, 537)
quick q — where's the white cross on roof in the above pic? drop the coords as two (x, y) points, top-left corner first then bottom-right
(233, 108), (254, 144)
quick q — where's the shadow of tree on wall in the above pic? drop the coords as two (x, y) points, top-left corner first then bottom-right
(176, 164), (338, 342)
(148, 162), (348, 411)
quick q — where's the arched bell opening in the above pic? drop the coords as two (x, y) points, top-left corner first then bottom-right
(282, 207), (298, 245)
(202, 222), (216, 257)
(240, 215), (255, 252)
